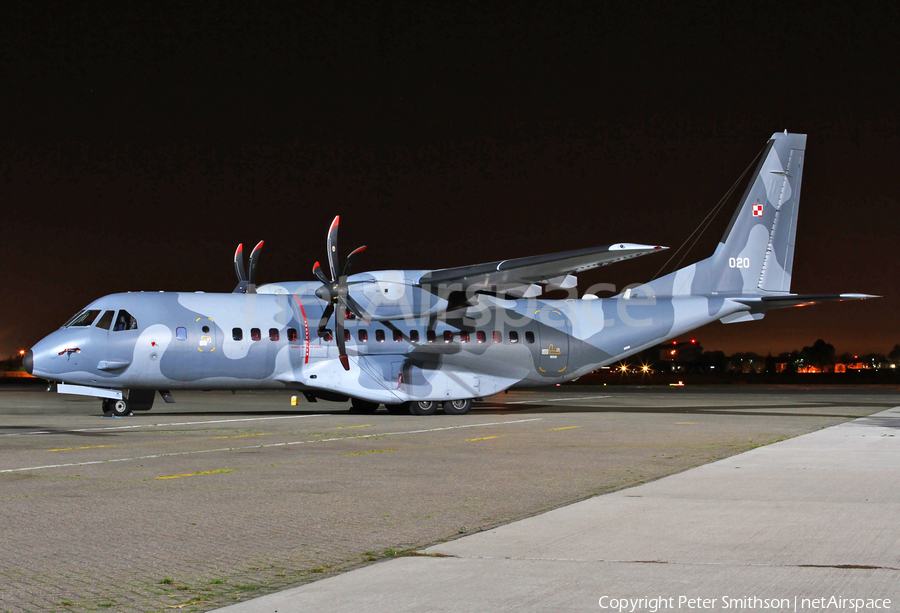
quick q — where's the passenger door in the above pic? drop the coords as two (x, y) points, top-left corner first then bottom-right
(537, 306), (570, 376)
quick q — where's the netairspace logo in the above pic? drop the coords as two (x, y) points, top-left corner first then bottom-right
(598, 595), (892, 612)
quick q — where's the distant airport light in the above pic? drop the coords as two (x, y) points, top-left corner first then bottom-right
(19, 349), (26, 356)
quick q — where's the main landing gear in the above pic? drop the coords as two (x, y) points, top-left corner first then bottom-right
(368, 399), (474, 416)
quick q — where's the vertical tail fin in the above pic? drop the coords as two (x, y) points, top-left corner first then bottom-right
(708, 131), (806, 294)
(642, 132), (807, 298)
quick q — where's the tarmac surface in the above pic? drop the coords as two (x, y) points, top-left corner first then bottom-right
(215, 403), (900, 613)
(1, 383), (898, 612)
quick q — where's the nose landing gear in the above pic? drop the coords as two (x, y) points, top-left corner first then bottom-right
(101, 390), (156, 417)
(102, 398), (131, 417)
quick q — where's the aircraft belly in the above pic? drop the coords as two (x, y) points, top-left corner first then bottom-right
(283, 346), (530, 403)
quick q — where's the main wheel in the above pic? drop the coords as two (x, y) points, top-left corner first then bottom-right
(110, 399), (130, 417)
(349, 399), (380, 414)
(409, 400), (437, 416)
(443, 398), (472, 415)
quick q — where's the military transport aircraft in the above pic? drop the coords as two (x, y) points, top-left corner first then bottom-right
(25, 132), (875, 416)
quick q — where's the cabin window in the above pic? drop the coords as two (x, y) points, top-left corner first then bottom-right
(376, 329), (385, 342)
(358, 329), (368, 342)
(443, 330), (453, 343)
(344, 329), (351, 342)
(288, 328), (298, 342)
(459, 331), (469, 343)
(509, 331), (519, 343)
(409, 330), (420, 342)
(493, 331), (502, 344)
(233, 328), (243, 341)
(393, 329), (402, 342)
(176, 327), (187, 341)
(251, 328), (261, 341)
(269, 328), (279, 341)
(95, 310), (114, 330)
(68, 310), (101, 327)
(476, 331), (486, 343)
(202, 325), (210, 333)
(525, 331), (535, 344)
(113, 310), (138, 331)
(318, 329), (333, 342)
(426, 330), (436, 343)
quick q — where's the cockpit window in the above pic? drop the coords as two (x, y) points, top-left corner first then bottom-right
(113, 310), (138, 332)
(67, 310), (101, 327)
(95, 310), (114, 330)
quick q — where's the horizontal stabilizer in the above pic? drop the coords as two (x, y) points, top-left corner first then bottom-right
(720, 293), (878, 324)
(732, 293), (879, 309)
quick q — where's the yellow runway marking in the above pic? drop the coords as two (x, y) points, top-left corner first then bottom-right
(466, 436), (500, 442)
(156, 469), (234, 480)
(343, 449), (397, 456)
(334, 425), (374, 430)
(1, 418), (542, 474)
(213, 434), (267, 439)
(45, 445), (114, 452)
(550, 426), (580, 431)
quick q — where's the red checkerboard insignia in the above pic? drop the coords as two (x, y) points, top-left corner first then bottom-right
(752, 204), (764, 217)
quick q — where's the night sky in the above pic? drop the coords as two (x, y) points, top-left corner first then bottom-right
(3, 2), (899, 358)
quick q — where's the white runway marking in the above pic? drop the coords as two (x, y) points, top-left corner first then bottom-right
(1, 414), (327, 437)
(506, 395), (609, 405)
(0, 418), (543, 474)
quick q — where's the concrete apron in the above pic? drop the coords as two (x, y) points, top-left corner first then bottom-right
(215, 407), (900, 613)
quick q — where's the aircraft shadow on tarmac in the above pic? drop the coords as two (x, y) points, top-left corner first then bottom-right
(140, 401), (886, 420)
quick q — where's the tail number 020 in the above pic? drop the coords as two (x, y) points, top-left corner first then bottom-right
(729, 257), (751, 269)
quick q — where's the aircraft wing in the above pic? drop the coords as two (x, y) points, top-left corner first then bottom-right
(415, 243), (666, 298)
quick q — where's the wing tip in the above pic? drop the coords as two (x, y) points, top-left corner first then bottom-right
(609, 243), (669, 252)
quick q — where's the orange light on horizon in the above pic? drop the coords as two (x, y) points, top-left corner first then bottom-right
(18, 350), (25, 356)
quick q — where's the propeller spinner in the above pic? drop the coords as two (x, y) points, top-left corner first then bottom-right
(313, 216), (368, 371)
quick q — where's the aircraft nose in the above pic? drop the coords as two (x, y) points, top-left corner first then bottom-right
(23, 350), (34, 375)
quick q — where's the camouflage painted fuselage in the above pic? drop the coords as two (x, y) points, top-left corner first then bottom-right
(29, 286), (749, 404)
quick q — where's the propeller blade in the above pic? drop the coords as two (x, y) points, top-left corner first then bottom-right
(313, 261), (330, 285)
(317, 303), (334, 332)
(234, 243), (247, 282)
(247, 240), (264, 286)
(341, 245), (367, 280)
(326, 215), (340, 281)
(335, 309), (349, 371)
(343, 294), (371, 323)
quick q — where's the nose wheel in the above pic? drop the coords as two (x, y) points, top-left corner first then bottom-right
(102, 398), (131, 417)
